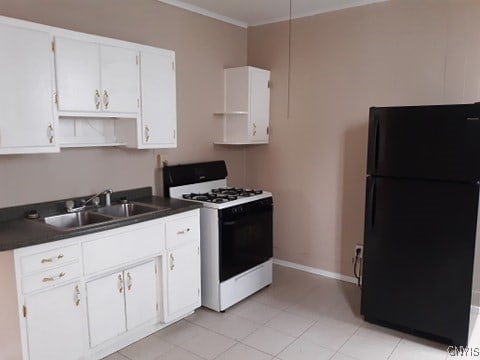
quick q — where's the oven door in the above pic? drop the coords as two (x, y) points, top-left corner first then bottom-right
(218, 197), (273, 282)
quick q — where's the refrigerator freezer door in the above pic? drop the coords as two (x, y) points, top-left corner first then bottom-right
(362, 176), (478, 346)
(367, 104), (480, 181)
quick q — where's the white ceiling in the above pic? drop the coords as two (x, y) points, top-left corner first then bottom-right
(158, 0), (389, 27)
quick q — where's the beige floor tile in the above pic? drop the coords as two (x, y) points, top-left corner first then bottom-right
(277, 339), (335, 360)
(179, 328), (235, 359)
(390, 337), (449, 360)
(160, 347), (204, 360)
(118, 335), (174, 360)
(355, 323), (404, 346)
(299, 315), (361, 351)
(102, 352), (130, 360)
(265, 311), (316, 337)
(329, 353), (361, 360)
(228, 299), (282, 324)
(339, 331), (401, 360)
(250, 287), (303, 310)
(242, 326), (296, 356)
(215, 343), (273, 360)
(185, 306), (229, 329)
(154, 320), (205, 346)
(211, 313), (260, 340)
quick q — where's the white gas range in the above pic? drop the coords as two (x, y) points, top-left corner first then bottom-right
(163, 161), (273, 311)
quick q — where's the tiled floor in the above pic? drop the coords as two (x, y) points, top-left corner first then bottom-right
(105, 265), (480, 360)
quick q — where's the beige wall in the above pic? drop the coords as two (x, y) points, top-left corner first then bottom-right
(247, 0), (480, 278)
(0, 1), (246, 358)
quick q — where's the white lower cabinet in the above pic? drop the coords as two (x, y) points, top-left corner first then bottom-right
(87, 260), (157, 347)
(24, 282), (84, 360)
(165, 243), (201, 321)
(14, 209), (201, 360)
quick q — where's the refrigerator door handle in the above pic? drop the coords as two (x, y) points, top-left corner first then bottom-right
(370, 178), (377, 229)
(373, 117), (380, 171)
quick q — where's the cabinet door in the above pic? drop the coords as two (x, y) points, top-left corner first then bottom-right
(139, 51), (177, 148)
(125, 261), (158, 330)
(25, 282), (84, 360)
(55, 37), (100, 112)
(86, 272), (126, 347)
(100, 45), (139, 113)
(0, 24), (56, 150)
(249, 68), (270, 142)
(166, 242), (200, 320)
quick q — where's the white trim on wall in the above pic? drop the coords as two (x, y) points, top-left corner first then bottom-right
(156, 0), (248, 28)
(473, 306), (480, 314)
(273, 258), (358, 284)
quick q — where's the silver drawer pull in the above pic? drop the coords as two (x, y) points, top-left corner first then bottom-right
(127, 272), (132, 291)
(177, 228), (191, 235)
(41, 254), (64, 263)
(74, 285), (80, 306)
(118, 274), (124, 293)
(170, 253), (175, 270)
(42, 272), (65, 282)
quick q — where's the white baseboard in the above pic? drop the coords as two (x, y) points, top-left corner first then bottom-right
(273, 258), (358, 284)
(472, 306), (480, 314)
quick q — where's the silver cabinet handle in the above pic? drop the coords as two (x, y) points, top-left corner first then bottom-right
(95, 89), (100, 109)
(42, 272), (65, 282)
(103, 89), (109, 109)
(144, 125), (150, 142)
(74, 285), (80, 306)
(41, 253), (64, 264)
(47, 123), (54, 144)
(253, 123), (257, 136)
(170, 253), (175, 270)
(126, 272), (132, 291)
(118, 274), (123, 293)
(177, 228), (190, 235)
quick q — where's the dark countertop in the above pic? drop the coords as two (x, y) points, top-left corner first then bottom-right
(0, 191), (202, 252)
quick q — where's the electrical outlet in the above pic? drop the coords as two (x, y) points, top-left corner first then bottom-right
(355, 244), (363, 259)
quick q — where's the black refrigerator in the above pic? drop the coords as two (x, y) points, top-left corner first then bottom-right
(361, 103), (480, 346)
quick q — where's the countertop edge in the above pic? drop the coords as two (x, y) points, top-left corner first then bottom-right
(0, 196), (202, 252)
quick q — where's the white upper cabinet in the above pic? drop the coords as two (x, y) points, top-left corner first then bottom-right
(101, 45), (139, 113)
(0, 23), (57, 154)
(214, 66), (270, 145)
(0, 15), (178, 152)
(54, 37), (139, 115)
(136, 50), (177, 148)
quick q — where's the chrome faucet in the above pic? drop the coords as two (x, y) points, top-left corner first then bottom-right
(66, 188), (113, 212)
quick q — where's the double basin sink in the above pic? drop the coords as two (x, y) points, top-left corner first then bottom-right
(39, 203), (169, 231)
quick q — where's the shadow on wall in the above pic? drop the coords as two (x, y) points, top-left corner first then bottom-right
(339, 122), (369, 278)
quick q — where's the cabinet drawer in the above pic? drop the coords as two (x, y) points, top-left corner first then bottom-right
(20, 244), (79, 276)
(22, 262), (81, 294)
(166, 215), (199, 249)
(83, 223), (164, 275)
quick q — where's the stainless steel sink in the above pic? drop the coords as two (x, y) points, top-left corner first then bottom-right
(93, 203), (167, 218)
(41, 212), (112, 230)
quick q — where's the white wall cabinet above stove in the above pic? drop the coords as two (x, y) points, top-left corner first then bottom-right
(0, 15), (178, 152)
(214, 66), (270, 145)
(54, 37), (139, 115)
(116, 49), (177, 148)
(0, 23), (58, 154)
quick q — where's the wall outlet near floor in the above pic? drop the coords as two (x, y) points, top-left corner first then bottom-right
(355, 244), (364, 259)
